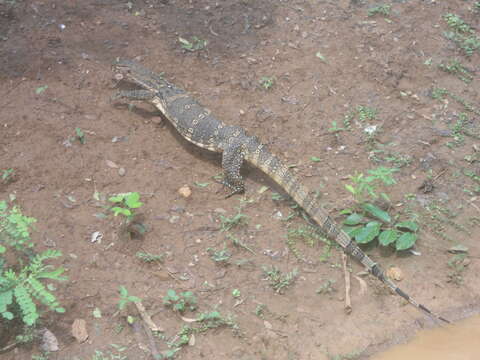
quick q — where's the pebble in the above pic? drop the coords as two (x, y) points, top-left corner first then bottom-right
(118, 167), (126, 176)
(178, 185), (192, 198)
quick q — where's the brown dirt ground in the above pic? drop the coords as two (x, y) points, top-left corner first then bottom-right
(1, 0), (480, 359)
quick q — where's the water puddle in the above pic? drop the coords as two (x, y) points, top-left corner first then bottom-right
(372, 315), (480, 360)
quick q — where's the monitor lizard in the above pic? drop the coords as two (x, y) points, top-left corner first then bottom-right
(112, 58), (448, 324)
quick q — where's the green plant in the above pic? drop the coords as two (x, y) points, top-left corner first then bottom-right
(75, 127), (86, 144)
(356, 105), (377, 122)
(232, 289), (241, 298)
(328, 121), (345, 140)
(179, 36), (207, 51)
(316, 279), (336, 295)
(163, 289), (197, 313)
(219, 208), (249, 232)
(367, 4), (391, 17)
(345, 167), (398, 204)
(0, 200), (36, 251)
(0, 249), (66, 326)
(117, 286), (140, 310)
(135, 251), (164, 263)
(431, 87), (480, 116)
(443, 14), (480, 56)
(109, 192), (143, 221)
(342, 167), (419, 250)
(207, 245), (232, 265)
(446, 113), (467, 148)
(444, 13), (473, 34)
(259, 76), (275, 90)
(438, 59), (474, 83)
(262, 265), (298, 294)
(1, 168), (14, 184)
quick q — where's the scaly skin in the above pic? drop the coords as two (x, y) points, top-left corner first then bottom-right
(112, 58), (448, 323)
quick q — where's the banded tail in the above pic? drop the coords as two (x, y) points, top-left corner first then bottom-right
(246, 147), (449, 324)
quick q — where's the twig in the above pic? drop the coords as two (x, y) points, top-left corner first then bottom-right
(0, 341), (18, 354)
(134, 302), (162, 359)
(342, 253), (352, 314)
(134, 301), (164, 333)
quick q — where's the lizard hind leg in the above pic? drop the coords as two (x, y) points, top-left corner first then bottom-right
(220, 144), (246, 198)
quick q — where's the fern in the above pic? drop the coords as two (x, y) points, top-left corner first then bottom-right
(0, 200), (36, 250)
(0, 202), (66, 327)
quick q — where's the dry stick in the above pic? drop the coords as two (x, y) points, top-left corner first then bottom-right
(342, 253), (352, 314)
(134, 302), (162, 359)
(135, 301), (164, 333)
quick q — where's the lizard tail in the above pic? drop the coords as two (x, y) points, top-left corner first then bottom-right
(248, 150), (449, 324)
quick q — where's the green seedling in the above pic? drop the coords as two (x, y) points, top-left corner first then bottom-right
(316, 279), (336, 295)
(109, 192), (143, 220)
(219, 208), (249, 232)
(117, 286), (141, 310)
(262, 265), (298, 294)
(179, 36), (207, 51)
(443, 14), (480, 56)
(163, 289), (197, 313)
(439, 59), (474, 83)
(345, 167), (397, 204)
(207, 245), (232, 265)
(232, 289), (241, 298)
(1, 168), (14, 184)
(368, 4), (391, 17)
(0, 200), (36, 250)
(135, 251), (164, 263)
(75, 127), (86, 144)
(260, 76), (275, 90)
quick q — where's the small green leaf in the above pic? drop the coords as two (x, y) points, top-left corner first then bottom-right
(0, 245), (5, 254)
(310, 156), (322, 162)
(344, 213), (363, 225)
(111, 207), (131, 217)
(355, 221), (381, 244)
(395, 232), (417, 250)
(194, 182), (210, 188)
(395, 221), (418, 232)
(124, 192), (142, 208)
(345, 184), (356, 195)
(109, 195), (125, 203)
(35, 85), (48, 94)
(362, 203), (391, 223)
(378, 229), (399, 246)
(2, 311), (14, 320)
(119, 286), (128, 297)
(55, 307), (66, 313)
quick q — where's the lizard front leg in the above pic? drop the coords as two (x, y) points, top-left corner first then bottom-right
(220, 143), (246, 198)
(112, 89), (155, 101)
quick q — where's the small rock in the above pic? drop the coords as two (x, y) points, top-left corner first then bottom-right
(118, 167), (126, 176)
(40, 328), (59, 352)
(71, 319), (89, 343)
(178, 185), (192, 198)
(214, 208), (227, 214)
(169, 215), (180, 224)
(386, 266), (403, 281)
(106, 160), (119, 168)
(272, 210), (283, 220)
(448, 244), (469, 254)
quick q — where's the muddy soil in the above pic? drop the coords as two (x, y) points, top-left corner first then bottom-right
(1, 0), (479, 359)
